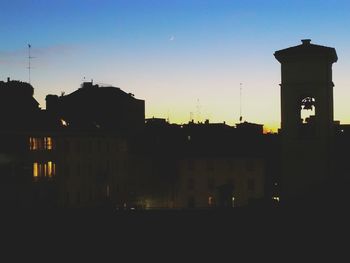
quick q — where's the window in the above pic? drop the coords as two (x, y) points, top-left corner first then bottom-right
(29, 137), (54, 150)
(247, 178), (255, 192)
(47, 161), (55, 177)
(61, 119), (68, 127)
(208, 177), (215, 190)
(272, 196), (280, 202)
(33, 163), (39, 178)
(32, 161), (56, 180)
(29, 137), (41, 150)
(44, 137), (53, 150)
(188, 178), (195, 190)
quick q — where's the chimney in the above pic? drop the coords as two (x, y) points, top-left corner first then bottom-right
(7, 77), (10, 82)
(301, 39), (311, 45)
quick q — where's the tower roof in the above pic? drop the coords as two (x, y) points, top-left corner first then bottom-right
(274, 39), (338, 63)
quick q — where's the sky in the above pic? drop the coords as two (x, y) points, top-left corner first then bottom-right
(1, 0), (350, 132)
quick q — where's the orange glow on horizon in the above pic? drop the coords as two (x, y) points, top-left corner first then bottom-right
(263, 126), (279, 134)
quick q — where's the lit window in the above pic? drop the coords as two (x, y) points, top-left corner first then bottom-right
(32, 161), (56, 180)
(61, 119), (68, 126)
(44, 163), (47, 176)
(33, 163), (39, 178)
(44, 137), (53, 150)
(47, 161), (55, 177)
(272, 196), (280, 202)
(29, 137), (54, 150)
(29, 137), (40, 150)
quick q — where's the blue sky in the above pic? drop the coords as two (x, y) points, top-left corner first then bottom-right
(1, 0), (350, 131)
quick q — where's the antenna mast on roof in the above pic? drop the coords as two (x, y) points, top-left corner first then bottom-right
(196, 98), (202, 123)
(239, 83), (243, 123)
(27, 44), (33, 84)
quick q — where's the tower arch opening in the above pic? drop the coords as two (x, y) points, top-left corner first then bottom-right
(300, 96), (316, 124)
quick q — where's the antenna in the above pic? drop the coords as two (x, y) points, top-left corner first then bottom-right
(239, 83), (243, 123)
(27, 44), (36, 85)
(196, 98), (202, 123)
(27, 44), (32, 84)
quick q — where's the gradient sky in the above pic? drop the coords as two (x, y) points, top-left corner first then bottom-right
(1, 0), (350, 132)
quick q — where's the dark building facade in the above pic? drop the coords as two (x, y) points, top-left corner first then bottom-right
(128, 119), (275, 209)
(0, 79), (278, 210)
(0, 78), (60, 208)
(4, 39), (349, 210)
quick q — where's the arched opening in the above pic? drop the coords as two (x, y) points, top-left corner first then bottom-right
(300, 96), (316, 124)
(299, 96), (317, 138)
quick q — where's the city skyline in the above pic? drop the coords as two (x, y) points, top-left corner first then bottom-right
(2, 0), (350, 132)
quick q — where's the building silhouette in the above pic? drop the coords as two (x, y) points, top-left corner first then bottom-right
(0, 78), (60, 208)
(46, 81), (144, 133)
(2, 39), (350, 210)
(173, 120), (266, 208)
(45, 82), (144, 208)
(274, 39), (338, 206)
